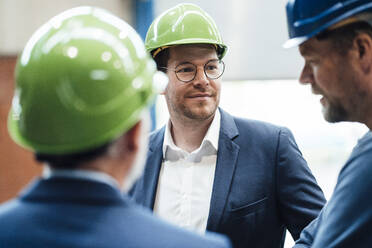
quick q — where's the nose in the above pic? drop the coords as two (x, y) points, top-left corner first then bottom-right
(192, 66), (209, 87)
(299, 63), (313, 85)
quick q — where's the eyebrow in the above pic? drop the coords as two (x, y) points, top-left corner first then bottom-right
(176, 59), (220, 66)
(176, 61), (193, 66)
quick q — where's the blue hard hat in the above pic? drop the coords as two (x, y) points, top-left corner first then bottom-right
(284, 0), (372, 48)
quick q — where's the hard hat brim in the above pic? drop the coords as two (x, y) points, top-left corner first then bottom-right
(283, 36), (309, 48)
(147, 38), (228, 59)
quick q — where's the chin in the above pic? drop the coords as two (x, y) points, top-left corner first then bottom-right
(322, 105), (348, 123)
(185, 106), (216, 120)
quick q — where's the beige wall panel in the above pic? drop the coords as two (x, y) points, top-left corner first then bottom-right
(0, 0), (133, 55)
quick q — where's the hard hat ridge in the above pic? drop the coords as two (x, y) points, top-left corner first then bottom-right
(145, 3), (228, 59)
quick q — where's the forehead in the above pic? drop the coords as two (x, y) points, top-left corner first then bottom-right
(299, 37), (333, 57)
(168, 44), (218, 63)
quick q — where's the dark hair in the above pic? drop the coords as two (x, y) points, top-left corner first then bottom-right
(316, 21), (372, 56)
(152, 48), (170, 73)
(152, 43), (220, 72)
(35, 142), (112, 169)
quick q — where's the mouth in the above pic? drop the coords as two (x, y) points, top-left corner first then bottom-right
(187, 93), (212, 99)
(312, 93), (327, 106)
(311, 87), (325, 104)
(319, 96), (328, 106)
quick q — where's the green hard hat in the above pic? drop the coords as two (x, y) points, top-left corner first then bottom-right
(145, 3), (228, 59)
(8, 6), (164, 155)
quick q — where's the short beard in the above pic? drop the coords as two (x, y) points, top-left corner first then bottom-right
(184, 111), (215, 121)
(323, 85), (367, 123)
(322, 102), (349, 123)
(181, 102), (217, 121)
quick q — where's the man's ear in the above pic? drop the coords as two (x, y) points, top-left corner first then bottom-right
(354, 33), (372, 74)
(159, 78), (168, 95)
(124, 121), (142, 152)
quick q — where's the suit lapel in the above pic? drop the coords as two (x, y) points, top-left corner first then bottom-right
(206, 108), (240, 231)
(141, 127), (165, 209)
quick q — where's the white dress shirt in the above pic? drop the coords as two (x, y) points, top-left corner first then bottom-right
(153, 109), (221, 234)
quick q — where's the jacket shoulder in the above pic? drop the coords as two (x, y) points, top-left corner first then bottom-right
(232, 116), (292, 142)
(234, 117), (283, 132)
(220, 108), (288, 137)
(219, 109), (295, 148)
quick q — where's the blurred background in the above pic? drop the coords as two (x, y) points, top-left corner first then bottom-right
(0, 0), (368, 246)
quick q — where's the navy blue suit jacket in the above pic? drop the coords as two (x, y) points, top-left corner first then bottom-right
(0, 177), (231, 248)
(130, 109), (326, 248)
(294, 131), (372, 248)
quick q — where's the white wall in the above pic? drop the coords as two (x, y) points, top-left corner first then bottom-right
(1, 0), (308, 79)
(0, 0), (132, 55)
(155, 0), (303, 80)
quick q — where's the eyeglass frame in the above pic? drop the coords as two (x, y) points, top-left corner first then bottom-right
(159, 59), (225, 83)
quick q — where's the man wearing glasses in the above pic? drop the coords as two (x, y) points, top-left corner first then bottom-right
(130, 3), (326, 248)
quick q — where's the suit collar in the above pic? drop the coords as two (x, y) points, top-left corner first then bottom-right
(43, 168), (119, 189)
(207, 108), (240, 231)
(218, 108), (239, 139)
(149, 127), (165, 153)
(20, 177), (125, 205)
(142, 127), (165, 209)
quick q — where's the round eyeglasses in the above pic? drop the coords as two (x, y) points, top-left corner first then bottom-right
(161, 59), (225, 83)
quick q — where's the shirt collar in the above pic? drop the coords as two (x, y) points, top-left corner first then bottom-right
(162, 108), (221, 157)
(42, 167), (120, 189)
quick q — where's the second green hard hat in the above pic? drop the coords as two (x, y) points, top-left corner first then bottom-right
(145, 3), (228, 59)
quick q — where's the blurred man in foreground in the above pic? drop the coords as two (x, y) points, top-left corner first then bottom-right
(0, 6), (231, 248)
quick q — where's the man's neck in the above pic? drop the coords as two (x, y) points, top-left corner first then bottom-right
(44, 165), (120, 189)
(170, 114), (215, 153)
(364, 117), (372, 131)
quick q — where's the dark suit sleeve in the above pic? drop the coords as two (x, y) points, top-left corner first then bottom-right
(276, 127), (326, 241)
(311, 148), (372, 247)
(293, 209), (323, 248)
